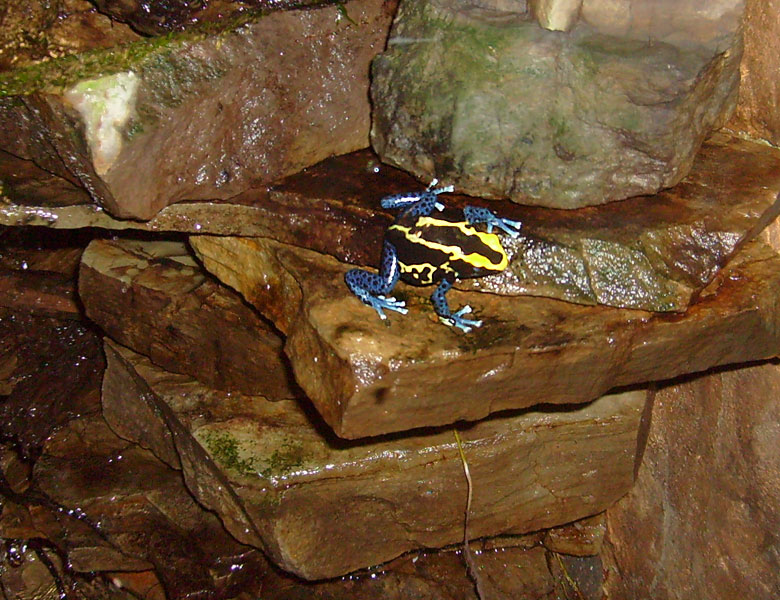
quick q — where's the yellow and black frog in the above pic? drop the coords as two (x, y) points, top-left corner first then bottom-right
(345, 180), (521, 332)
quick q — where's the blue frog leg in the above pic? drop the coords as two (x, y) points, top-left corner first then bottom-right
(463, 206), (522, 237)
(345, 240), (408, 320)
(381, 179), (454, 215)
(431, 275), (483, 333)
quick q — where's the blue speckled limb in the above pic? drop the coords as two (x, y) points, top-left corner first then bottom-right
(464, 206), (522, 237)
(345, 241), (407, 320)
(381, 179), (453, 215)
(431, 276), (482, 333)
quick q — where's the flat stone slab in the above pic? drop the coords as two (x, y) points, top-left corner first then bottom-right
(4, 133), (780, 311)
(102, 339), (645, 579)
(191, 235), (780, 439)
(79, 237), (297, 399)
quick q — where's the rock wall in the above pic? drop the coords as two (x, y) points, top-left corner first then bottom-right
(729, 0), (780, 145)
(603, 3), (780, 595)
(603, 361), (780, 599)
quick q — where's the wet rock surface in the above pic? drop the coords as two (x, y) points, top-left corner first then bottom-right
(102, 338), (644, 579)
(79, 236), (297, 399)
(0, 229), (611, 598)
(89, 0), (353, 35)
(603, 360), (780, 600)
(0, 0), (141, 71)
(371, 0), (743, 208)
(191, 232), (780, 438)
(0, 0), (395, 220)
(0, 311), (104, 458)
(4, 133), (780, 312)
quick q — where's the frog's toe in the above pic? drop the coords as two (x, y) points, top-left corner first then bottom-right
(489, 218), (522, 238)
(500, 218), (523, 237)
(367, 295), (408, 320)
(439, 306), (483, 333)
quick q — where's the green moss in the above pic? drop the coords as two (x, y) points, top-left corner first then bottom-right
(0, 0), (344, 98)
(258, 439), (306, 479)
(202, 431), (257, 477)
(201, 430), (308, 480)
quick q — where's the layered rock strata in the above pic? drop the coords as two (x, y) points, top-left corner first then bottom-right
(371, 0), (744, 208)
(729, 0), (780, 145)
(4, 133), (780, 313)
(0, 0), (395, 219)
(102, 339), (645, 579)
(191, 234), (780, 439)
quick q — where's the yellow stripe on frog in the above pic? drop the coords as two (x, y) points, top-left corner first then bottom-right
(391, 217), (508, 271)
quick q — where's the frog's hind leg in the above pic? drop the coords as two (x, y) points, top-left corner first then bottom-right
(431, 276), (483, 333)
(345, 241), (408, 320)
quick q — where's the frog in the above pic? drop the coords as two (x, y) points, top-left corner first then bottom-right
(345, 180), (522, 332)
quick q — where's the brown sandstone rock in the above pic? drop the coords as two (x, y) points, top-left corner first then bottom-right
(542, 513), (606, 556)
(370, 0), (743, 208)
(89, 0), (348, 35)
(191, 233), (780, 439)
(0, 0), (141, 71)
(103, 339), (646, 579)
(0, 0), (395, 220)
(15, 414), (270, 599)
(0, 312), (104, 457)
(0, 269), (80, 319)
(602, 361), (780, 599)
(601, 211), (780, 598)
(79, 237), (296, 399)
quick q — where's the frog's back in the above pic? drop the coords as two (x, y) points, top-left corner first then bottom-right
(386, 213), (508, 286)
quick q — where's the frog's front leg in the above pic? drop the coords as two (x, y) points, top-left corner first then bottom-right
(381, 179), (454, 216)
(464, 206), (522, 237)
(345, 240), (408, 320)
(431, 275), (483, 333)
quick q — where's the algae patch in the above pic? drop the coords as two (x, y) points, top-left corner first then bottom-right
(200, 429), (307, 481)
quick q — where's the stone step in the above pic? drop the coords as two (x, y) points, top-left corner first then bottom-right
(191, 236), (780, 438)
(4, 133), (780, 312)
(102, 338), (646, 580)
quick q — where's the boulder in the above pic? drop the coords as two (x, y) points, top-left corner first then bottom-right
(191, 232), (780, 439)
(371, 0), (744, 208)
(103, 339), (646, 579)
(0, 0), (395, 219)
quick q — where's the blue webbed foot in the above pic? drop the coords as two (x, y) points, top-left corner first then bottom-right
(345, 268), (407, 321)
(438, 305), (483, 333)
(363, 294), (408, 320)
(464, 206), (522, 237)
(431, 277), (482, 333)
